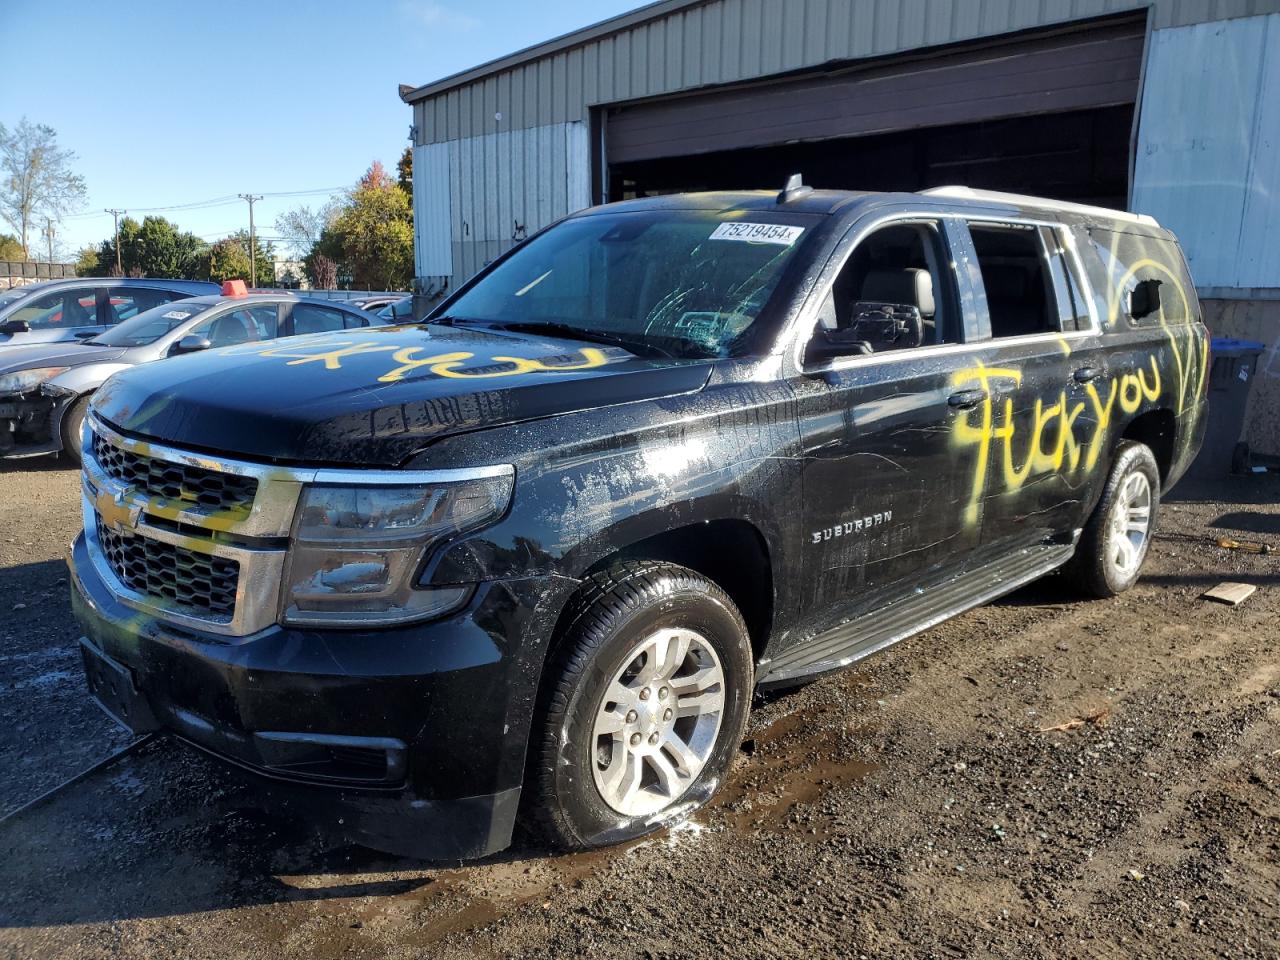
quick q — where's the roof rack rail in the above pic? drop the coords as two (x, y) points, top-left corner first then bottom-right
(777, 173), (813, 204)
(920, 186), (1159, 227)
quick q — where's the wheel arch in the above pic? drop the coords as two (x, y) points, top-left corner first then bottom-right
(1120, 407), (1177, 485)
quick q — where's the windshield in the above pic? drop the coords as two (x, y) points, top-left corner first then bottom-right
(440, 210), (814, 358)
(0, 287), (34, 309)
(89, 301), (214, 347)
(378, 296), (414, 321)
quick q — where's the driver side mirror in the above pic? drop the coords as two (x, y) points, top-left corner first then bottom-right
(805, 302), (925, 365)
(1129, 278), (1162, 320)
(170, 334), (212, 356)
(0, 319), (30, 335)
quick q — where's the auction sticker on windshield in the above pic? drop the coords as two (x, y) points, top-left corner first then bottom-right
(709, 222), (805, 245)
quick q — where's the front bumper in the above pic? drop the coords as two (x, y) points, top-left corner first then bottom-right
(69, 531), (577, 860)
(0, 387), (74, 457)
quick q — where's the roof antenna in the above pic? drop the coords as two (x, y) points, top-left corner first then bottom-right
(777, 173), (812, 204)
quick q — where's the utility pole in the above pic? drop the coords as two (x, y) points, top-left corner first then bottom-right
(44, 217), (54, 264)
(238, 194), (263, 287)
(105, 209), (126, 275)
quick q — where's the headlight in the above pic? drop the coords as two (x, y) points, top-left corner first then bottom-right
(0, 366), (69, 394)
(281, 470), (514, 627)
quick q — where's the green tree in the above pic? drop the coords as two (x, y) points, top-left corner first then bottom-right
(0, 118), (87, 257)
(85, 215), (206, 278)
(329, 161), (413, 290)
(205, 231), (274, 285)
(74, 245), (98, 275)
(0, 233), (24, 260)
(397, 146), (413, 197)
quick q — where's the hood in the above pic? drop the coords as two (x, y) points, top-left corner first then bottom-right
(0, 342), (127, 379)
(91, 324), (714, 466)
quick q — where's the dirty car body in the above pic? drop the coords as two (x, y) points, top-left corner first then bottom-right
(69, 187), (1209, 859)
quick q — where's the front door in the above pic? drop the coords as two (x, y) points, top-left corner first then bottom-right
(789, 218), (986, 640)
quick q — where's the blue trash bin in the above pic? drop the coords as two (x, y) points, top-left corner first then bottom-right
(1187, 337), (1267, 480)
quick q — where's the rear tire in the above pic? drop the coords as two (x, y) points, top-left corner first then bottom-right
(59, 395), (92, 468)
(526, 561), (753, 851)
(1066, 440), (1161, 598)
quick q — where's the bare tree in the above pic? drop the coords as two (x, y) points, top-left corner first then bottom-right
(308, 254), (337, 290)
(0, 119), (87, 258)
(274, 199), (341, 259)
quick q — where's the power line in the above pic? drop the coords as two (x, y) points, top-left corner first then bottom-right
(63, 185), (348, 220)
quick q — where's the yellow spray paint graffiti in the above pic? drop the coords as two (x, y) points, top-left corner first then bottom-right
(951, 358), (1163, 526)
(220, 338), (612, 382)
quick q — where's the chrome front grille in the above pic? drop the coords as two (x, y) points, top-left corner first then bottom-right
(91, 431), (258, 518)
(96, 517), (240, 620)
(80, 414), (304, 637)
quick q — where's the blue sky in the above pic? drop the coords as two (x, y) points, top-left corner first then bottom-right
(5, 0), (640, 257)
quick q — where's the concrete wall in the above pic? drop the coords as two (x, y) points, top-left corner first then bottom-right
(1201, 297), (1280, 456)
(0, 262), (77, 289)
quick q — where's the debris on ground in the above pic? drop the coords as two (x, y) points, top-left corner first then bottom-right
(1215, 536), (1272, 555)
(1202, 581), (1258, 606)
(1037, 706), (1111, 733)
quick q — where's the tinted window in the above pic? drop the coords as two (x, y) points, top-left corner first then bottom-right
(969, 224), (1058, 338)
(1087, 227), (1195, 326)
(105, 288), (179, 324)
(8, 289), (97, 328)
(343, 310), (368, 329)
(291, 303), (347, 335)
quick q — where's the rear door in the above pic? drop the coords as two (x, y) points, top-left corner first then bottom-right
(946, 218), (1109, 550)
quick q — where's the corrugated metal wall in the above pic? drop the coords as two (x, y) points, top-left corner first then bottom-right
(1133, 12), (1280, 289)
(413, 0), (1280, 144)
(430, 122), (589, 286)
(413, 143), (452, 278)
(410, 0), (1280, 292)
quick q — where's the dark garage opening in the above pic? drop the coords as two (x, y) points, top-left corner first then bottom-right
(608, 104), (1135, 210)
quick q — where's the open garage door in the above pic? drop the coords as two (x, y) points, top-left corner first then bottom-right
(603, 16), (1145, 209)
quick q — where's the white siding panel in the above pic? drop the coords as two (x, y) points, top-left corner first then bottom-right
(412, 142), (452, 278)
(1133, 15), (1276, 287)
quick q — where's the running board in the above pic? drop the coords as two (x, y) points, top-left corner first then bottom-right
(758, 542), (1076, 688)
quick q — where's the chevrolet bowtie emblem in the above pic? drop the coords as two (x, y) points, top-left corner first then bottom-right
(95, 486), (142, 533)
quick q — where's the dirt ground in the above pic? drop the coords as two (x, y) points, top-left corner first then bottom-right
(0, 459), (1277, 960)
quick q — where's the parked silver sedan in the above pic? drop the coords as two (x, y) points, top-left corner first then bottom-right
(0, 292), (383, 464)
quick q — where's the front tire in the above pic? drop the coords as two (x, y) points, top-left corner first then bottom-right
(1067, 440), (1161, 597)
(59, 394), (92, 467)
(527, 561), (753, 851)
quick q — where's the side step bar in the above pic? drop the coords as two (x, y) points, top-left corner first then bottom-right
(758, 542), (1076, 688)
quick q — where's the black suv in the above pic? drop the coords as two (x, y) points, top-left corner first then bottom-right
(69, 184), (1209, 859)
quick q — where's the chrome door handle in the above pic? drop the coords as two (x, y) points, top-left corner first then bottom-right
(947, 389), (987, 409)
(1073, 366), (1104, 383)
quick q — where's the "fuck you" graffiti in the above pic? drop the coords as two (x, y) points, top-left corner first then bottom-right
(951, 357), (1163, 526)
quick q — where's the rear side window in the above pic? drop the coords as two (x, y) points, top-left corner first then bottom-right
(291, 303), (347, 335)
(106, 288), (179, 324)
(968, 223), (1058, 338)
(1085, 227), (1196, 326)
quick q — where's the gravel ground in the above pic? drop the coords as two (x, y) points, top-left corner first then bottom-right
(0, 460), (1277, 959)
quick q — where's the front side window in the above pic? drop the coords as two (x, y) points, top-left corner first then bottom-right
(191, 305), (279, 347)
(7, 289), (97, 328)
(442, 210), (815, 359)
(969, 223), (1058, 339)
(810, 221), (957, 356)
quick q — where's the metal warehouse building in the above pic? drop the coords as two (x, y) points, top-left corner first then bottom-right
(400, 0), (1280, 453)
